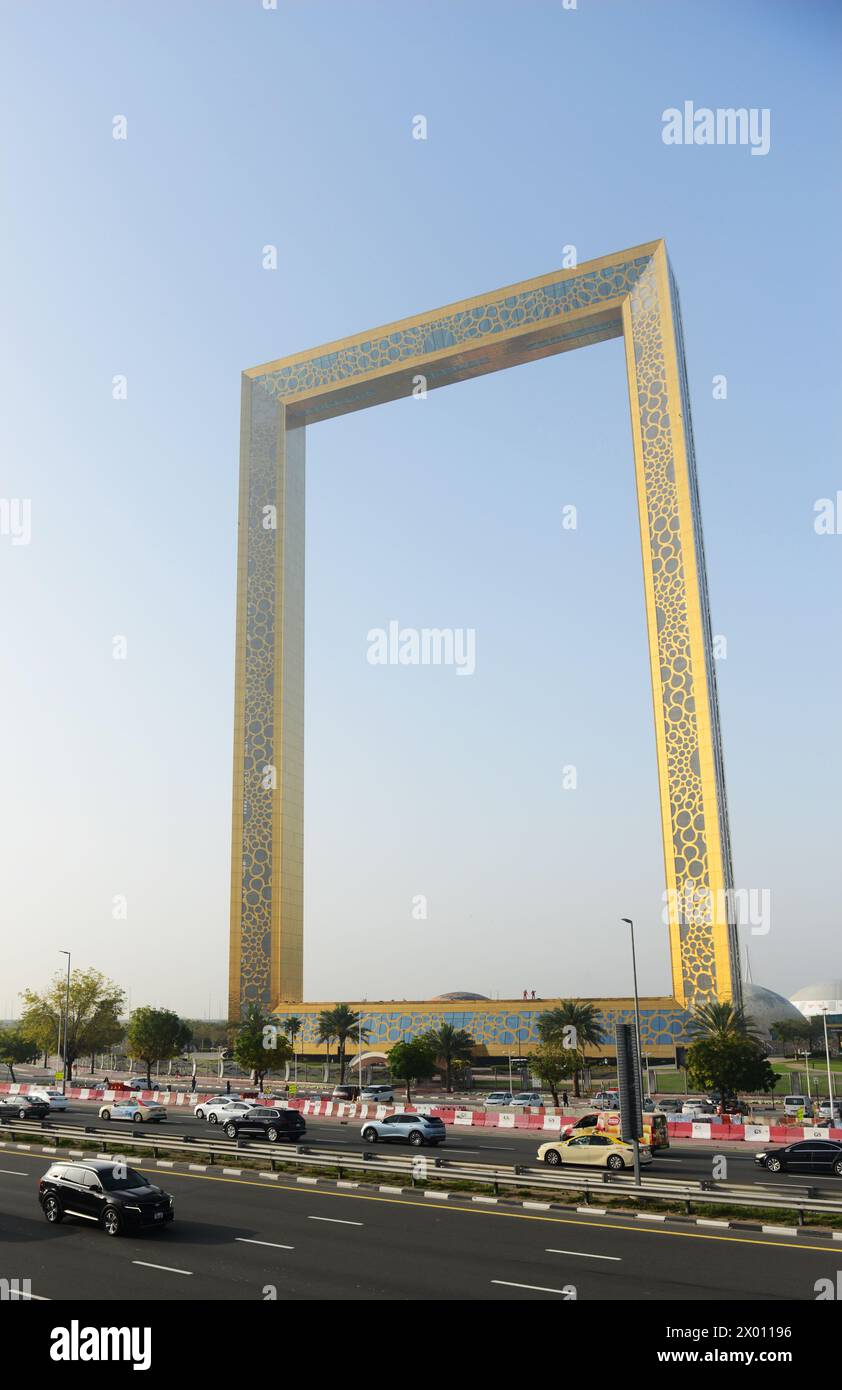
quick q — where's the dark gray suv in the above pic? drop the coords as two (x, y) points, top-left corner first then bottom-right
(223, 1106), (306, 1142)
(38, 1159), (174, 1236)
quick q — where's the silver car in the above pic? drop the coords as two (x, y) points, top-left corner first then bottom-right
(361, 1113), (446, 1147)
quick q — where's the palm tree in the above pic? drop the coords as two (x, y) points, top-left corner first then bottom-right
(317, 1005), (370, 1083)
(537, 1000), (604, 1097)
(425, 1023), (475, 1092)
(316, 1010), (337, 1084)
(283, 1015), (302, 1081)
(690, 1000), (763, 1044)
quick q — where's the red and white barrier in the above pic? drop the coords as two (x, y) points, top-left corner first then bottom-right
(2, 1083), (840, 1143)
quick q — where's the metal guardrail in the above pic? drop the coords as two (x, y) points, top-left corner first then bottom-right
(2, 1119), (841, 1224)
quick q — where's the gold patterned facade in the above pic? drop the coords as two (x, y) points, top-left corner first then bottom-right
(230, 240), (740, 1019)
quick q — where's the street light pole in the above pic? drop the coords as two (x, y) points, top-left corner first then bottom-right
(59, 950), (71, 1097)
(620, 919), (647, 1098)
(358, 1010), (364, 1091)
(822, 1009), (835, 1122)
(620, 918), (644, 1186)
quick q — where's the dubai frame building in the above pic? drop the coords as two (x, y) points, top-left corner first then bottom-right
(228, 240), (741, 1057)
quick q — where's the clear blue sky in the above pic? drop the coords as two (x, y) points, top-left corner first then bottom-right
(2, 0), (840, 1017)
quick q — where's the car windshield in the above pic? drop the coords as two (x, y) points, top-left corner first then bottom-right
(100, 1168), (149, 1192)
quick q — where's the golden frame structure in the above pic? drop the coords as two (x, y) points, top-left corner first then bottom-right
(230, 239), (740, 1020)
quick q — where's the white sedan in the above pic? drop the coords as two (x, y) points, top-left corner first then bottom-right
(194, 1098), (255, 1124)
(99, 1100), (168, 1123)
(28, 1089), (70, 1111)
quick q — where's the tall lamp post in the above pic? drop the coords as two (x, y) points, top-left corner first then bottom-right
(821, 1009), (835, 1122)
(59, 950), (71, 1096)
(620, 919), (647, 1098)
(357, 1009), (366, 1091)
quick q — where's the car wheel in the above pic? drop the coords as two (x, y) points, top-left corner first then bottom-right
(101, 1110), (111, 1121)
(766, 1156), (782, 1172)
(225, 1123), (238, 1139)
(19, 1108), (28, 1119)
(208, 1113), (219, 1125)
(102, 1207), (123, 1237)
(544, 1150), (562, 1166)
(833, 1158), (842, 1177)
(43, 1196), (63, 1223)
(409, 1130), (425, 1146)
(606, 1154), (624, 1170)
(363, 1127), (378, 1143)
(195, 1108), (205, 1120)
(133, 1113), (143, 1123)
(267, 1128), (279, 1142)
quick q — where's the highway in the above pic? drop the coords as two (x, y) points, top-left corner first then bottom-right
(0, 1147), (839, 1301)
(13, 1101), (842, 1196)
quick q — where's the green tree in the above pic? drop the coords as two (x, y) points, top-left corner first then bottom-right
(183, 1019), (230, 1052)
(233, 1005), (291, 1091)
(20, 969), (125, 1075)
(537, 1000), (604, 1097)
(387, 1038), (438, 1105)
(423, 1023), (475, 1092)
(531, 1040), (579, 1108)
(0, 1029), (35, 1083)
(769, 1018), (823, 1057)
(126, 1008), (192, 1089)
(687, 1035), (777, 1103)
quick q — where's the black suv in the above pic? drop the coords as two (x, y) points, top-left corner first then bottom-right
(38, 1159), (174, 1236)
(223, 1106), (306, 1143)
(0, 1095), (50, 1120)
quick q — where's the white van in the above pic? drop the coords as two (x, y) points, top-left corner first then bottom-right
(783, 1095), (810, 1117)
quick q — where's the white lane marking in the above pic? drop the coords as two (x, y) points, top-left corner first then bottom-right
(236, 1238), (295, 1250)
(0, 1168), (29, 1175)
(546, 1248), (621, 1261)
(308, 1215), (363, 1227)
(132, 1261), (193, 1275)
(5, 1289), (50, 1300)
(492, 1279), (575, 1295)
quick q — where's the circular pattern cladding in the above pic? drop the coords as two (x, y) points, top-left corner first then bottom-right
(629, 261), (716, 1002)
(238, 410), (278, 1010)
(262, 258), (651, 401)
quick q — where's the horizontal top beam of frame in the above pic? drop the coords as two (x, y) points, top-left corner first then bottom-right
(246, 240), (663, 424)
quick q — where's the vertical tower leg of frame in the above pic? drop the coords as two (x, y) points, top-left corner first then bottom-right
(229, 380), (305, 1020)
(622, 244), (740, 1009)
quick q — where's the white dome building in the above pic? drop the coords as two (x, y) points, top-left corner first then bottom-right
(741, 982), (806, 1036)
(790, 981), (842, 1018)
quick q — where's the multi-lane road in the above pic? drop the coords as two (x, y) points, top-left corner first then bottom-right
(13, 1099), (842, 1194)
(1, 1144), (840, 1302)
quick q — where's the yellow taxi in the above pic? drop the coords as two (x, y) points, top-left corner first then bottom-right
(537, 1132), (652, 1171)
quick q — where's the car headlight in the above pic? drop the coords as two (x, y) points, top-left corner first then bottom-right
(169, 1196), (174, 1207)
